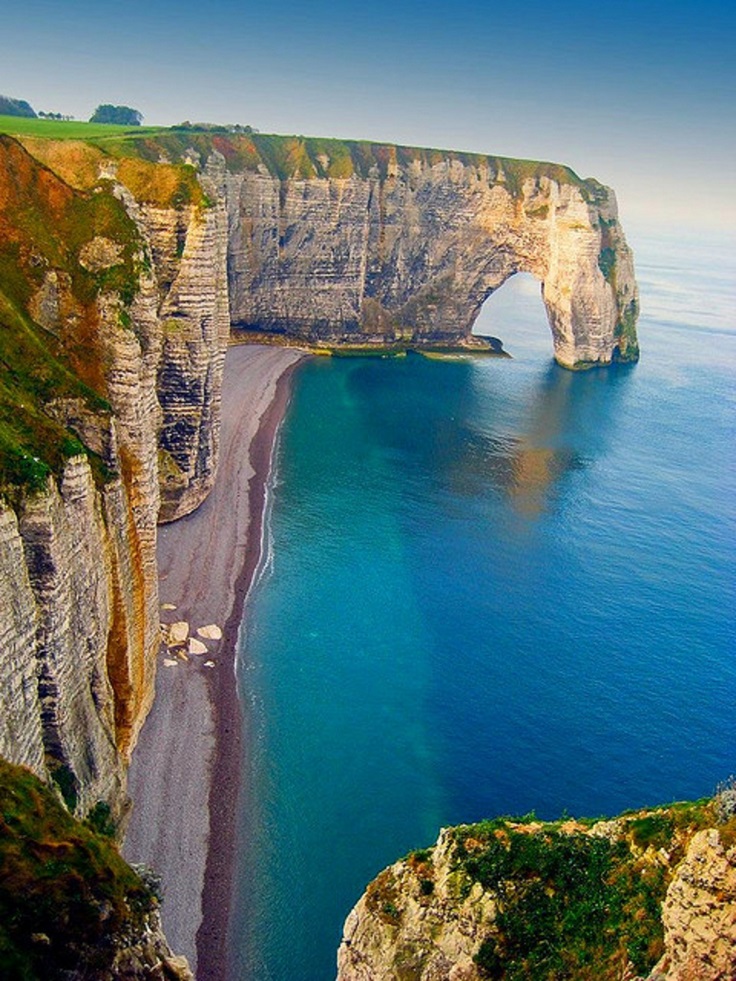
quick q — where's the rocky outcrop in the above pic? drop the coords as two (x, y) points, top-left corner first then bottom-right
(94, 907), (194, 980)
(222, 141), (638, 367)
(337, 805), (736, 981)
(652, 828), (736, 980)
(338, 829), (495, 981)
(108, 157), (231, 522)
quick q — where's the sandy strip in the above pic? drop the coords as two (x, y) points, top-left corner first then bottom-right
(123, 344), (305, 979)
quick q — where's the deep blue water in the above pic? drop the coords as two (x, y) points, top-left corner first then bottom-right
(231, 230), (736, 980)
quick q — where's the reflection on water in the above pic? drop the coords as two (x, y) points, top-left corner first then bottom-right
(345, 351), (634, 520)
(442, 361), (634, 516)
(508, 444), (575, 516)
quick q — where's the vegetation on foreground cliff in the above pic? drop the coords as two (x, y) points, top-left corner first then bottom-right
(353, 795), (736, 981)
(0, 759), (157, 979)
(453, 804), (715, 979)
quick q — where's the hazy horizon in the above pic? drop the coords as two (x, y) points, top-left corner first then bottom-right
(2, 0), (734, 234)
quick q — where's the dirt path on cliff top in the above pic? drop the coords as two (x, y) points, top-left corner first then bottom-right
(123, 344), (305, 979)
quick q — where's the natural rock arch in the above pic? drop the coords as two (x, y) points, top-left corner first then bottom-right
(225, 152), (639, 368)
(470, 271), (546, 345)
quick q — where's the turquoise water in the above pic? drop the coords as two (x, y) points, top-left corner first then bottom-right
(232, 230), (736, 980)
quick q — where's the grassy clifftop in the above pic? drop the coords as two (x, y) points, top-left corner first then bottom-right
(448, 802), (718, 979)
(348, 796), (735, 981)
(0, 113), (592, 192)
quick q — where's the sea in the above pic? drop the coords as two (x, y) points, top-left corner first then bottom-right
(230, 227), (736, 980)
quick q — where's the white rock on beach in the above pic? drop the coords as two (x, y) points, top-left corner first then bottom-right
(161, 603), (177, 611)
(189, 638), (208, 655)
(167, 621), (190, 645)
(203, 660), (215, 668)
(163, 658), (179, 668)
(197, 624), (222, 640)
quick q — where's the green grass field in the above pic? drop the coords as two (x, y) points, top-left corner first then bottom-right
(0, 114), (165, 141)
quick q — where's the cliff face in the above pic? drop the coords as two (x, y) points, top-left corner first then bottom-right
(1, 462), (127, 815)
(60, 131), (636, 367)
(0, 136), (229, 817)
(337, 804), (736, 981)
(106, 155), (231, 522)
(222, 141), (638, 367)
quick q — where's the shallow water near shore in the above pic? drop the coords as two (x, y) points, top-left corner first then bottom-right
(231, 230), (736, 980)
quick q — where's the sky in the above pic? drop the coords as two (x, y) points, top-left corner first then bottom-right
(2, 0), (735, 234)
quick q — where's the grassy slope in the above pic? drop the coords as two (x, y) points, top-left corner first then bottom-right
(0, 114), (164, 140)
(0, 134), (142, 497)
(0, 758), (156, 980)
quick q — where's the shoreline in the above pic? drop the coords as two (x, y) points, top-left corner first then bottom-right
(196, 356), (301, 980)
(123, 345), (305, 979)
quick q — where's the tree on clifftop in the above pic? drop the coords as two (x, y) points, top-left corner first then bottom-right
(0, 95), (37, 117)
(89, 104), (143, 125)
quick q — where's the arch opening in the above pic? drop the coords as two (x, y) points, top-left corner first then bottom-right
(472, 272), (551, 361)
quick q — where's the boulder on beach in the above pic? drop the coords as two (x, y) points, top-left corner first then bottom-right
(189, 638), (208, 655)
(197, 624), (222, 640)
(203, 660), (215, 668)
(167, 621), (189, 645)
(161, 603), (177, 611)
(163, 658), (179, 668)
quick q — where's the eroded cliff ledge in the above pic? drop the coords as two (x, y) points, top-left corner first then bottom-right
(337, 800), (736, 981)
